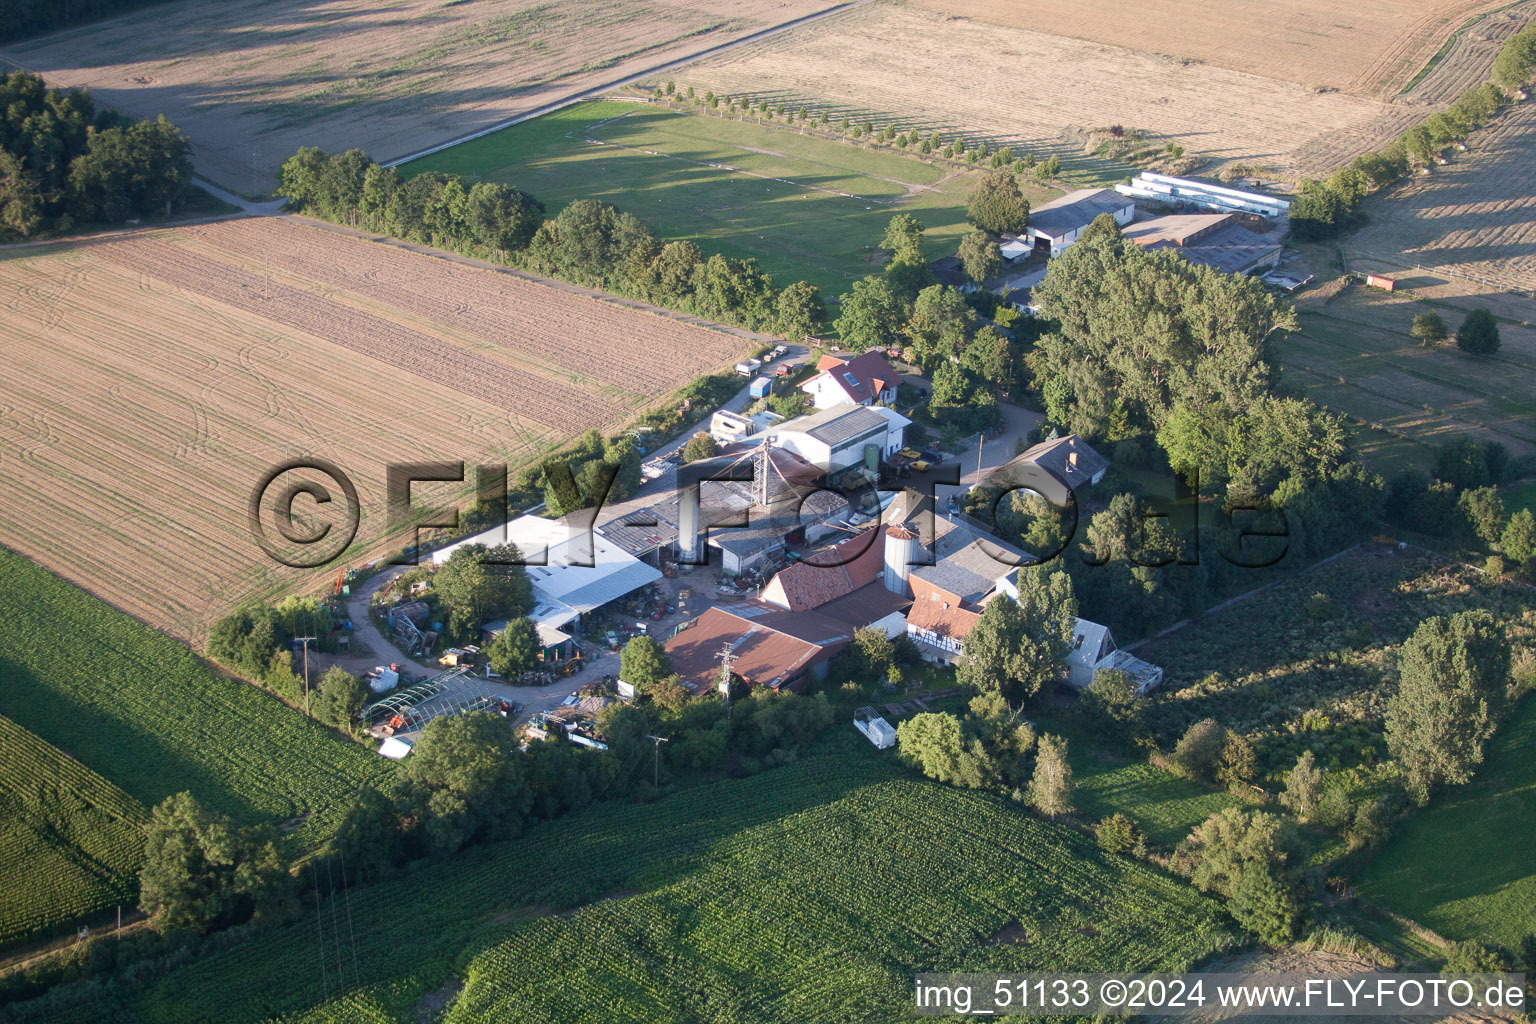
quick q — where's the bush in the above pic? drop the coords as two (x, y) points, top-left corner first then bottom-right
(1173, 718), (1228, 780)
(1456, 308), (1501, 355)
(1094, 813), (1141, 856)
(682, 432), (719, 462)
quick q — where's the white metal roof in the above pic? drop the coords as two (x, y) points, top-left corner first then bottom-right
(434, 514), (661, 630)
(999, 238), (1032, 260)
(1066, 617), (1113, 669)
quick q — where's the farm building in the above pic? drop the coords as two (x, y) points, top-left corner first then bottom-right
(665, 586), (906, 694)
(800, 351), (903, 410)
(1023, 189), (1135, 257)
(434, 513), (661, 637)
(1122, 213), (1281, 275)
(772, 404), (909, 473)
(1000, 434), (1109, 493)
(882, 490), (1036, 665)
(598, 443), (859, 575)
(1064, 619), (1163, 695)
(1115, 172), (1291, 219)
(666, 521), (914, 693)
(929, 254), (981, 291)
(999, 237), (1033, 262)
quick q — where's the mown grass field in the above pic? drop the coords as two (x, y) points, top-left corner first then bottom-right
(11, 733), (1235, 1024)
(1359, 694), (1536, 949)
(404, 101), (1059, 294)
(0, 547), (393, 857)
(1283, 282), (1536, 477)
(0, 715), (146, 949)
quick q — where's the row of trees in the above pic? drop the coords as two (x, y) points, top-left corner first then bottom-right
(325, 678), (840, 882)
(276, 147), (825, 340)
(0, 72), (192, 238)
(654, 83), (1062, 177)
(1, 0), (171, 41)
(1290, 82), (1508, 240)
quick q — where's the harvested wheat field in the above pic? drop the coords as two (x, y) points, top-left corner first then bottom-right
(0, 0), (840, 193)
(1346, 98), (1536, 296)
(918, 0), (1524, 100)
(677, 3), (1427, 179)
(0, 217), (748, 644)
(1401, 0), (1536, 104)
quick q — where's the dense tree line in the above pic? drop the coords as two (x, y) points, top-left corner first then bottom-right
(0, 72), (191, 238)
(1384, 436), (1536, 576)
(0, 0), (178, 41)
(1493, 23), (1536, 91)
(1016, 230), (1381, 607)
(1290, 82), (1508, 240)
(833, 213), (1019, 433)
(322, 680), (839, 880)
(277, 147), (824, 339)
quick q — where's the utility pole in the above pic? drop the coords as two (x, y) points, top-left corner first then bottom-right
(716, 643), (737, 717)
(295, 636), (317, 714)
(646, 734), (669, 793)
(977, 429), (985, 483)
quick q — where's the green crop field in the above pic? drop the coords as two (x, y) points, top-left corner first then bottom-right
(1359, 695), (1536, 949)
(0, 715), (147, 948)
(0, 547), (394, 857)
(13, 734), (1235, 1024)
(403, 101), (1060, 294)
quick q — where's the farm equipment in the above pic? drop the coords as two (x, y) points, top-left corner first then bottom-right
(333, 566), (359, 596)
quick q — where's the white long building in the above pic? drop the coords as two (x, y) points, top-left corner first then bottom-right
(1115, 172), (1291, 219)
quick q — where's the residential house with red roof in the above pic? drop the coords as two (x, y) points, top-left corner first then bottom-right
(800, 350), (903, 410)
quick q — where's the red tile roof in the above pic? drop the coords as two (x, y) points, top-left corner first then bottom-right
(664, 606), (827, 693)
(804, 351), (902, 405)
(760, 527), (885, 612)
(904, 575), (982, 644)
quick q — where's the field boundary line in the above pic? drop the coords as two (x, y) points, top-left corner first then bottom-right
(382, 1), (871, 173)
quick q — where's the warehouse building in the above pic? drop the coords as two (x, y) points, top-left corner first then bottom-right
(1114, 172), (1291, 220)
(1122, 213), (1282, 276)
(1022, 188), (1136, 257)
(433, 513), (661, 637)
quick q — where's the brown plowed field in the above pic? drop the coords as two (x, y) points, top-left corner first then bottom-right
(0, 0), (841, 193)
(916, 0), (1522, 99)
(677, 3), (1429, 179)
(0, 218), (748, 644)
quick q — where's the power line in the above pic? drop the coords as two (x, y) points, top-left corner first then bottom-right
(309, 861), (330, 1004)
(645, 734), (670, 793)
(337, 845), (364, 992)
